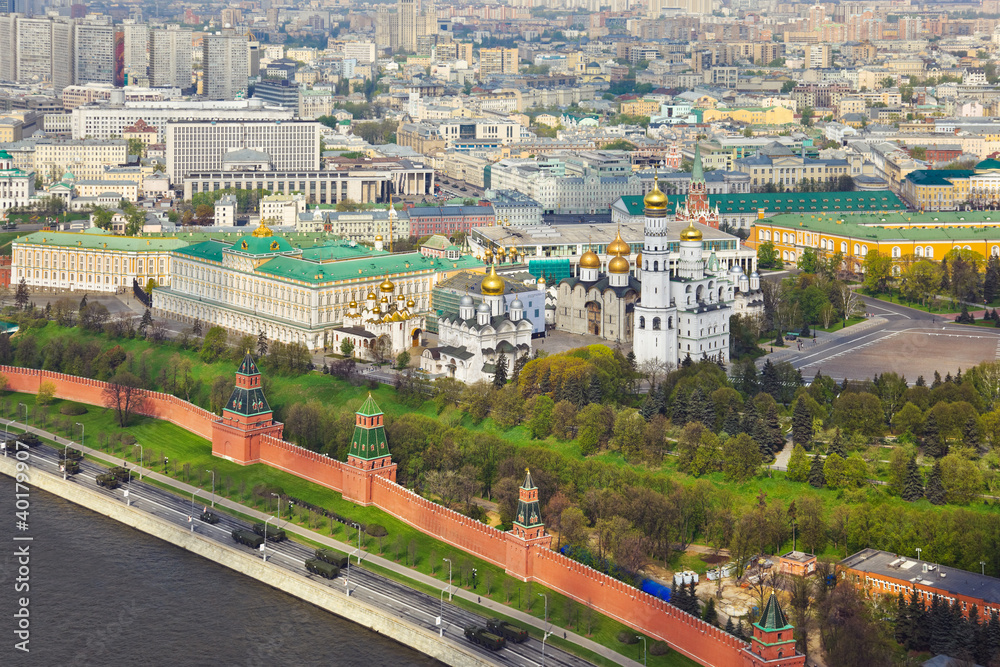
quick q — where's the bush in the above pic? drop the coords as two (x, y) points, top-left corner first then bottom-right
(616, 631), (639, 645)
(59, 403), (88, 416)
(650, 641), (671, 656)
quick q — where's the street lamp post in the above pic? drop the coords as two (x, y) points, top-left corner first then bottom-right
(264, 516), (275, 562)
(982, 561), (987, 576)
(206, 470), (215, 507)
(18, 402), (26, 427)
(271, 492), (281, 522)
(126, 469), (132, 506)
(351, 522), (362, 564)
(472, 567), (477, 591)
(636, 636), (647, 667)
(438, 587), (446, 631)
(539, 593), (549, 667)
(916, 548), (922, 561)
(75, 422), (84, 449)
(190, 491), (196, 532)
(136, 444), (143, 480)
(443, 558), (453, 601)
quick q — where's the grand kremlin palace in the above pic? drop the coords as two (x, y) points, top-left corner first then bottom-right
(749, 210), (1000, 270)
(152, 224), (483, 351)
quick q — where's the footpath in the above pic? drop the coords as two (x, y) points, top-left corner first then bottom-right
(756, 316), (887, 366)
(5, 418), (643, 667)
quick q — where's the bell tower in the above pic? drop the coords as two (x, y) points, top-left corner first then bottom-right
(212, 352), (284, 464)
(342, 394), (397, 506)
(505, 469), (552, 581)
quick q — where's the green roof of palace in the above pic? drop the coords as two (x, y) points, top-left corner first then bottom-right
(618, 190), (905, 216)
(356, 394), (383, 417)
(976, 158), (1000, 171)
(756, 592), (792, 631)
(255, 251), (483, 285)
(174, 240), (225, 262)
(227, 234), (297, 256)
(14, 231), (188, 252)
(299, 243), (384, 262)
(905, 169), (976, 186)
(759, 210), (1000, 241)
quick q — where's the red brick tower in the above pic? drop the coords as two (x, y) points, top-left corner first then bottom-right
(341, 394), (397, 506)
(211, 352), (283, 464)
(505, 469), (552, 581)
(743, 591), (805, 667)
(675, 143), (720, 230)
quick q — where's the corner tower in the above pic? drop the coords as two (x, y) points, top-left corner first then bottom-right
(211, 352), (284, 464)
(342, 394), (397, 506)
(505, 469), (552, 581)
(744, 591), (805, 666)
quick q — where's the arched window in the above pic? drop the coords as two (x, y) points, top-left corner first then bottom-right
(759, 230), (766, 240)
(915, 246), (923, 257)
(639, 316), (645, 329)
(652, 317), (661, 330)
(926, 246), (934, 258)
(790, 252), (796, 262)
(653, 261), (659, 272)
(993, 246), (999, 257)
(841, 241), (847, 253)
(892, 246), (901, 258)
(668, 316), (673, 329)
(854, 243), (860, 255)
(861, 246), (868, 256)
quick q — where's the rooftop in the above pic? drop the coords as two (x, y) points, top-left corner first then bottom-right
(759, 210), (1000, 242)
(616, 190), (906, 217)
(842, 549), (1000, 606)
(14, 231), (188, 252)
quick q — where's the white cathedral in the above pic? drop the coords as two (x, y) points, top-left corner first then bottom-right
(632, 175), (759, 368)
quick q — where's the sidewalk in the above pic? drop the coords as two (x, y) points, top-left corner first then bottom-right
(758, 316), (887, 366)
(9, 419), (643, 667)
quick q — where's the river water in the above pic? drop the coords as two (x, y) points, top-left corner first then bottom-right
(0, 475), (438, 666)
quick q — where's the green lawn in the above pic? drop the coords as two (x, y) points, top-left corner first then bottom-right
(5, 389), (695, 667)
(814, 316), (866, 333)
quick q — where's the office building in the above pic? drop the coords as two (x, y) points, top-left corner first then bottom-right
(121, 21), (149, 83)
(202, 34), (249, 100)
(149, 26), (192, 89)
(74, 20), (115, 85)
(398, 0), (417, 52)
(479, 47), (518, 80)
(254, 79), (299, 108)
(805, 44), (832, 70)
(165, 119), (321, 182)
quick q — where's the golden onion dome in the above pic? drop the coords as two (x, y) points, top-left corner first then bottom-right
(608, 254), (630, 274)
(636, 252), (642, 266)
(484, 247), (494, 258)
(607, 228), (630, 257)
(375, 234), (383, 241)
(537, 274), (546, 284)
(349, 299), (358, 308)
(680, 223), (703, 242)
(367, 291), (377, 300)
(644, 180), (668, 211)
(397, 294), (405, 300)
(406, 298), (415, 308)
(380, 295), (389, 303)
(380, 277), (395, 292)
(579, 249), (601, 269)
(481, 264), (506, 296)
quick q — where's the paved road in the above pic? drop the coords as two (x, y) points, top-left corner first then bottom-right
(8, 427), (636, 667)
(762, 296), (1000, 382)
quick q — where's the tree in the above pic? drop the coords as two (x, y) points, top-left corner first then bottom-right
(199, 326), (229, 363)
(36, 380), (56, 406)
(985, 255), (1000, 304)
(194, 204), (214, 224)
(757, 241), (781, 269)
(824, 453), (847, 489)
(92, 207), (114, 231)
(395, 350), (411, 371)
(138, 308), (153, 337)
(902, 457), (924, 501)
(939, 453), (983, 505)
(493, 353), (508, 388)
(612, 408), (645, 459)
(340, 338), (354, 358)
(792, 398), (813, 448)
(527, 395), (555, 439)
(14, 278), (28, 310)
(722, 433), (762, 483)
(800, 106), (815, 126)
(786, 444), (810, 482)
(808, 455), (825, 488)
(862, 250), (893, 294)
(103, 370), (148, 427)
(926, 461), (946, 505)
(257, 331), (268, 357)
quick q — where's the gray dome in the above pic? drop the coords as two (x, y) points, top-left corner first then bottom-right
(511, 298), (524, 310)
(477, 302), (491, 313)
(751, 271), (760, 278)
(460, 295), (474, 306)
(729, 264), (744, 275)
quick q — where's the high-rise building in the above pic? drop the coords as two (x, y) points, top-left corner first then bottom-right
(375, 6), (398, 52)
(15, 17), (54, 84)
(0, 14), (17, 82)
(149, 25), (192, 89)
(398, 0), (417, 52)
(51, 17), (75, 92)
(805, 43), (832, 69)
(122, 20), (149, 83)
(202, 34), (248, 100)
(478, 47), (517, 80)
(74, 20), (115, 85)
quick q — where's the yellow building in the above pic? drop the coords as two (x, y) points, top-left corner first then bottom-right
(701, 106), (794, 125)
(749, 211), (1000, 270)
(620, 99), (661, 117)
(897, 160), (1000, 211)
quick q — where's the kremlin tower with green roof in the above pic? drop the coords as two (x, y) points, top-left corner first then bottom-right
(342, 393), (397, 505)
(744, 590), (804, 666)
(505, 468), (551, 581)
(212, 352), (284, 464)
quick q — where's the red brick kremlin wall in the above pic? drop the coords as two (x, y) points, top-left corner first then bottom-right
(1, 366), (753, 667)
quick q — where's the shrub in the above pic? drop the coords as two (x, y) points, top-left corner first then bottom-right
(59, 403), (88, 416)
(616, 631), (639, 645)
(650, 641), (671, 656)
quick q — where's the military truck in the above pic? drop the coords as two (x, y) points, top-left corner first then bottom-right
(109, 466), (131, 483)
(96, 473), (119, 489)
(253, 522), (287, 542)
(63, 460), (80, 475)
(199, 511), (220, 524)
(315, 549), (349, 568)
(231, 529), (264, 549)
(60, 448), (83, 462)
(305, 559), (340, 580)
(486, 619), (528, 643)
(464, 626), (505, 651)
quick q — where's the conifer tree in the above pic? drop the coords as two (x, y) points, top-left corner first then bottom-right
(681, 353), (693, 367)
(725, 616), (735, 636)
(908, 589), (929, 651)
(916, 375), (926, 387)
(932, 370), (942, 388)
(964, 416), (981, 450)
(736, 619), (747, 641)
(808, 455), (826, 488)
(926, 461), (946, 505)
(792, 398), (813, 449)
(641, 393), (659, 420)
(689, 388), (708, 426)
(828, 428), (847, 458)
(786, 444), (810, 482)
(761, 358), (780, 397)
(985, 255), (1000, 303)
(895, 592), (910, 646)
(702, 597), (718, 626)
(923, 412), (944, 457)
(493, 353), (509, 388)
(765, 403), (784, 453)
(672, 391), (689, 425)
(723, 406), (741, 435)
(740, 400), (759, 437)
(902, 457), (924, 502)
(586, 373), (602, 404)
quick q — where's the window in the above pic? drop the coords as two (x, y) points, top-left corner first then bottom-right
(639, 316), (645, 329)
(652, 317), (661, 330)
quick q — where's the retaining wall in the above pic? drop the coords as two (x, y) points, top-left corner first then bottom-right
(0, 456), (493, 667)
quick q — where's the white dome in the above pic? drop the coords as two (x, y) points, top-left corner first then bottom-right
(751, 271), (760, 278)
(511, 298), (524, 310)
(477, 302), (491, 313)
(729, 264), (744, 275)
(460, 295), (474, 306)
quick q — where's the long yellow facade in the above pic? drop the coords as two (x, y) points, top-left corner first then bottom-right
(701, 107), (794, 125)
